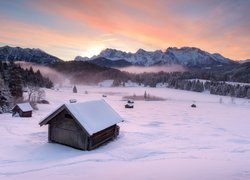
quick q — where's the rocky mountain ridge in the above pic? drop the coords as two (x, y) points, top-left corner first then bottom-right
(0, 46), (62, 64)
(75, 47), (237, 67)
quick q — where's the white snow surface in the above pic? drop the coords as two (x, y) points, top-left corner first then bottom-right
(1, 86), (250, 180)
(65, 100), (123, 135)
(13, 103), (33, 112)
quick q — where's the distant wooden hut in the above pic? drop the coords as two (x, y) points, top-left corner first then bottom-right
(125, 99), (134, 108)
(12, 103), (33, 117)
(39, 100), (123, 150)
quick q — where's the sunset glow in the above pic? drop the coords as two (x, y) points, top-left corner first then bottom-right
(0, 0), (249, 60)
(81, 44), (106, 58)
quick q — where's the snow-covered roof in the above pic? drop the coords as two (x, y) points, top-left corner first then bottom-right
(40, 100), (123, 135)
(14, 103), (33, 112)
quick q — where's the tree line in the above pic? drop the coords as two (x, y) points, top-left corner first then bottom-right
(168, 79), (250, 98)
(0, 61), (53, 113)
(112, 70), (250, 99)
(56, 62), (249, 99)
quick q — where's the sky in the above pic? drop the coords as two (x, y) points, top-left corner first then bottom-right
(0, 0), (249, 61)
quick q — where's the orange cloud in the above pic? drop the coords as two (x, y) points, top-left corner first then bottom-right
(0, 15), (96, 60)
(28, 0), (189, 48)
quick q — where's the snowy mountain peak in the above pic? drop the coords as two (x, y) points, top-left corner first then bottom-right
(75, 56), (89, 61)
(136, 48), (146, 54)
(98, 48), (130, 60)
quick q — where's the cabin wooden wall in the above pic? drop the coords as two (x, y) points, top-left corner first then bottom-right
(48, 109), (88, 150)
(88, 125), (120, 150)
(22, 111), (32, 117)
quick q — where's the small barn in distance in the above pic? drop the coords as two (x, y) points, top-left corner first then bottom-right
(39, 100), (123, 150)
(12, 103), (33, 117)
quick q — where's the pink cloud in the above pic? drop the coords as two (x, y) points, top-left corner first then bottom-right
(1, 0), (249, 60)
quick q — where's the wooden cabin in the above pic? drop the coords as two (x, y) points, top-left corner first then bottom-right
(12, 103), (33, 117)
(125, 99), (134, 108)
(39, 100), (123, 150)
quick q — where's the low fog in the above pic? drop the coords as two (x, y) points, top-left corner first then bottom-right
(17, 62), (187, 87)
(18, 62), (66, 86)
(118, 64), (186, 74)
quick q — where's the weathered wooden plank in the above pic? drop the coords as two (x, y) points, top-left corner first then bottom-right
(50, 126), (87, 150)
(87, 125), (119, 150)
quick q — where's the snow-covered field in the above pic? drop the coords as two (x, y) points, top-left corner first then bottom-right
(1, 86), (250, 180)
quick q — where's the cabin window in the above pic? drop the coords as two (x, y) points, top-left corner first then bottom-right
(65, 113), (73, 119)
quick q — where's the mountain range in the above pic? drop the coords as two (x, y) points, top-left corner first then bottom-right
(0, 45), (247, 68)
(75, 47), (238, 67)
(0, 46), (62, 64)
(0, 45), (249, 84)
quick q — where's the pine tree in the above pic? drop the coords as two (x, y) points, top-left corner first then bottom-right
(229, 85), (236, 97)
(8, 63), (23, 100)
(73, 85), (77, 93)
(0, 74), (11, 113)
(247, 88), (250, 99)
(184, 81), (192, 91)
(35, 70), (43, 87)
(144, 91), (147, 99)
(204, 81), (211, 91)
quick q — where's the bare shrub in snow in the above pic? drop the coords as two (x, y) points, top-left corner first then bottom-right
(219, 97), (223, 104)
(123, 93), (165, 101)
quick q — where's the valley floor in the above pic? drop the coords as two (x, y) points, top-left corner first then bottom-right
(0, 86), (250, 180)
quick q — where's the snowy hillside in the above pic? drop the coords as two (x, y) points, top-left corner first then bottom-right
(75, 47), (235, 66)
(0, 86), (250, 180)
(239, 59), (250, 64)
